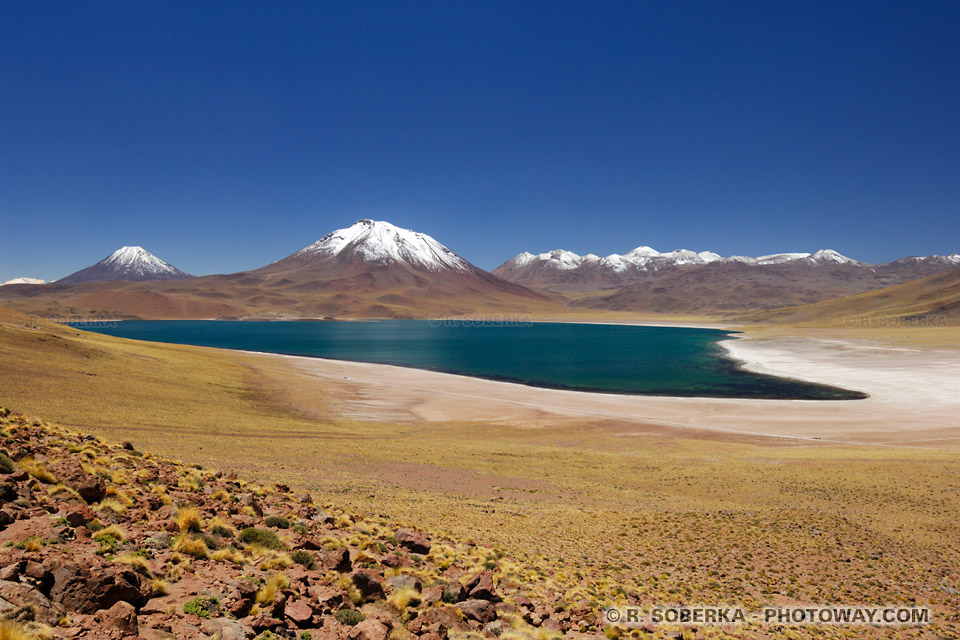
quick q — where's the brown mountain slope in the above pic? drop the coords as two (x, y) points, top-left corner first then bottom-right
(740, 268), (960, 326)
(565, 261), (893, 314)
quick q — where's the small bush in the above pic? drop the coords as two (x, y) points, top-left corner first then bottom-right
(176, 507), (203, 533)
(256, 573), (289, 605)
(0, 453), (14, 474)
(290, 549), (317, 570)
(173, 535), (209, 559)
(264, 515), (290, 529)
(335, 609), (365, 626)
(239, 527), (284, 550)
(184, 596), (222, 619)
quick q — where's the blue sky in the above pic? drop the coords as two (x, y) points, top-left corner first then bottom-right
(2, 1), (958, 281)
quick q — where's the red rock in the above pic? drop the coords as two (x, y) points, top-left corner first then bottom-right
(95, 600), (138, 636)
(395, 528), (431, 554)
(347, 619), (388, 640)
(308, 584), (346, 610)
(324, 547), (351, 573)
(73, 476), (106, 504)
(457, 598), (497, 623)
(465, 571), (501, 602)
(406, 605), (467, 636)
(350, 569), (385, 602)
(284, 598), (315, 626)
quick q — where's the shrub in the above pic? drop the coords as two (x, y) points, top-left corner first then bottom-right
(176, 507), (203, 533)
(387, 586), (421, 612)
(290, 549), (317, 570)
(264, 515), (290, 529)
(256, 573), (289, 605)
(184, 596), (222, 619)
(335, 609), (365, 626)
(238, 527), (284, 550)
(173, 535), (209, 559)
(0, 453), (14, 474)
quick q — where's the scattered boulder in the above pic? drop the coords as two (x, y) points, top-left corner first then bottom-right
(395, 527), (431, 554)
(465, 571), (501, 602)
(458, 598), (497, 623)
(284, 597), (315, 626)
(73, 476), (106, 504)
(239, 493), (263, 517)
(350, 569), (385, 602)
(95, 600), (138, 636)
(0, 580), (65, 625)
(348, 618), (389, 640)
(201, 617), (255, 640)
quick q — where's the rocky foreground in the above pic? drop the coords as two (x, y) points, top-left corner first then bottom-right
(0, 408), (601, 639)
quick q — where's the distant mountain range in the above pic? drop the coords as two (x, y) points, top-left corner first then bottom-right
(0, 220), (957, 321)
(494, 246), (960, 287)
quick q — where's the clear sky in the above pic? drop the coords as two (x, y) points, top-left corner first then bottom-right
(2, 1), (958, 281)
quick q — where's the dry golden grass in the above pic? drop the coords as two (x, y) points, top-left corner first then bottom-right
(2, 309), (960, 638)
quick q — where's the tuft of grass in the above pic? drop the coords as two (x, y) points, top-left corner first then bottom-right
(257, 551), (292, 571)
(387, 586), (421, 612)
(334, 609), (365, 626)
(172, 535), (209, 559)
(176, 506), (204, 533)
(152, 579), (169, 596)
(183, 596), (222, 619)
(0, 453), (15, 474)
(290, 549), (317, 570)
(114, 553), (152, 574)
(264, 515), (290, 529)
(92, 524), (126, 542)
(211, 547), (246, 564)
(238, 527), (284, 550)
(336, 574), (364, 606)
(17, 458), (56, 484)
(98, 498), (128, 515)
(255, 573), (289, 606)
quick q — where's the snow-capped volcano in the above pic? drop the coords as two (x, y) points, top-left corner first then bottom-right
(290, 219), (470, 271)
(252, 219), (547, 306)
(57, 246), (193, 284)
(1, 277), (45, 286)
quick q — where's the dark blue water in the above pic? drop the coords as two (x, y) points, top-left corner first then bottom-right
(73, 320), (866, 400)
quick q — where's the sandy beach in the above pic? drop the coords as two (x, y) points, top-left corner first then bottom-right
(276, 331), (960, 448)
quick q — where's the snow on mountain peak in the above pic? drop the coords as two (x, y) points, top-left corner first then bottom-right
(102, 246), (183, 276)
(806, 249), (859, 265)
(294, 219), (470, 271)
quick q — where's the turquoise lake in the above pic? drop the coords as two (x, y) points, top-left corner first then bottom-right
(73, 320), (866, 400)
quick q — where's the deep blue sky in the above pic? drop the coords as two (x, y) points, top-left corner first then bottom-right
(2, 1), (958, 281)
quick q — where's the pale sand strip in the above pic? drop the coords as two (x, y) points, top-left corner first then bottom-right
(266, 333), (960, 448)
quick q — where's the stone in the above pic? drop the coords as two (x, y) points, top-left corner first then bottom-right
(201, 618), (255, 640)
(385, 574), (421, 592)
(95, 600), (138, 636)
(350, 570), (385, 602)
(395, 528), (431, 554)
(239, 493), (263, 517)
(73, 476), (106, 504)
(326, 546), (351, 573)
(0, 580), (65, 625)
(406, 605), (467, 636)
(458, 598), (497, 623)
(465, 571), (500, 602)
(348, 618), (389, 640)
(284, 598), (315, 626)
